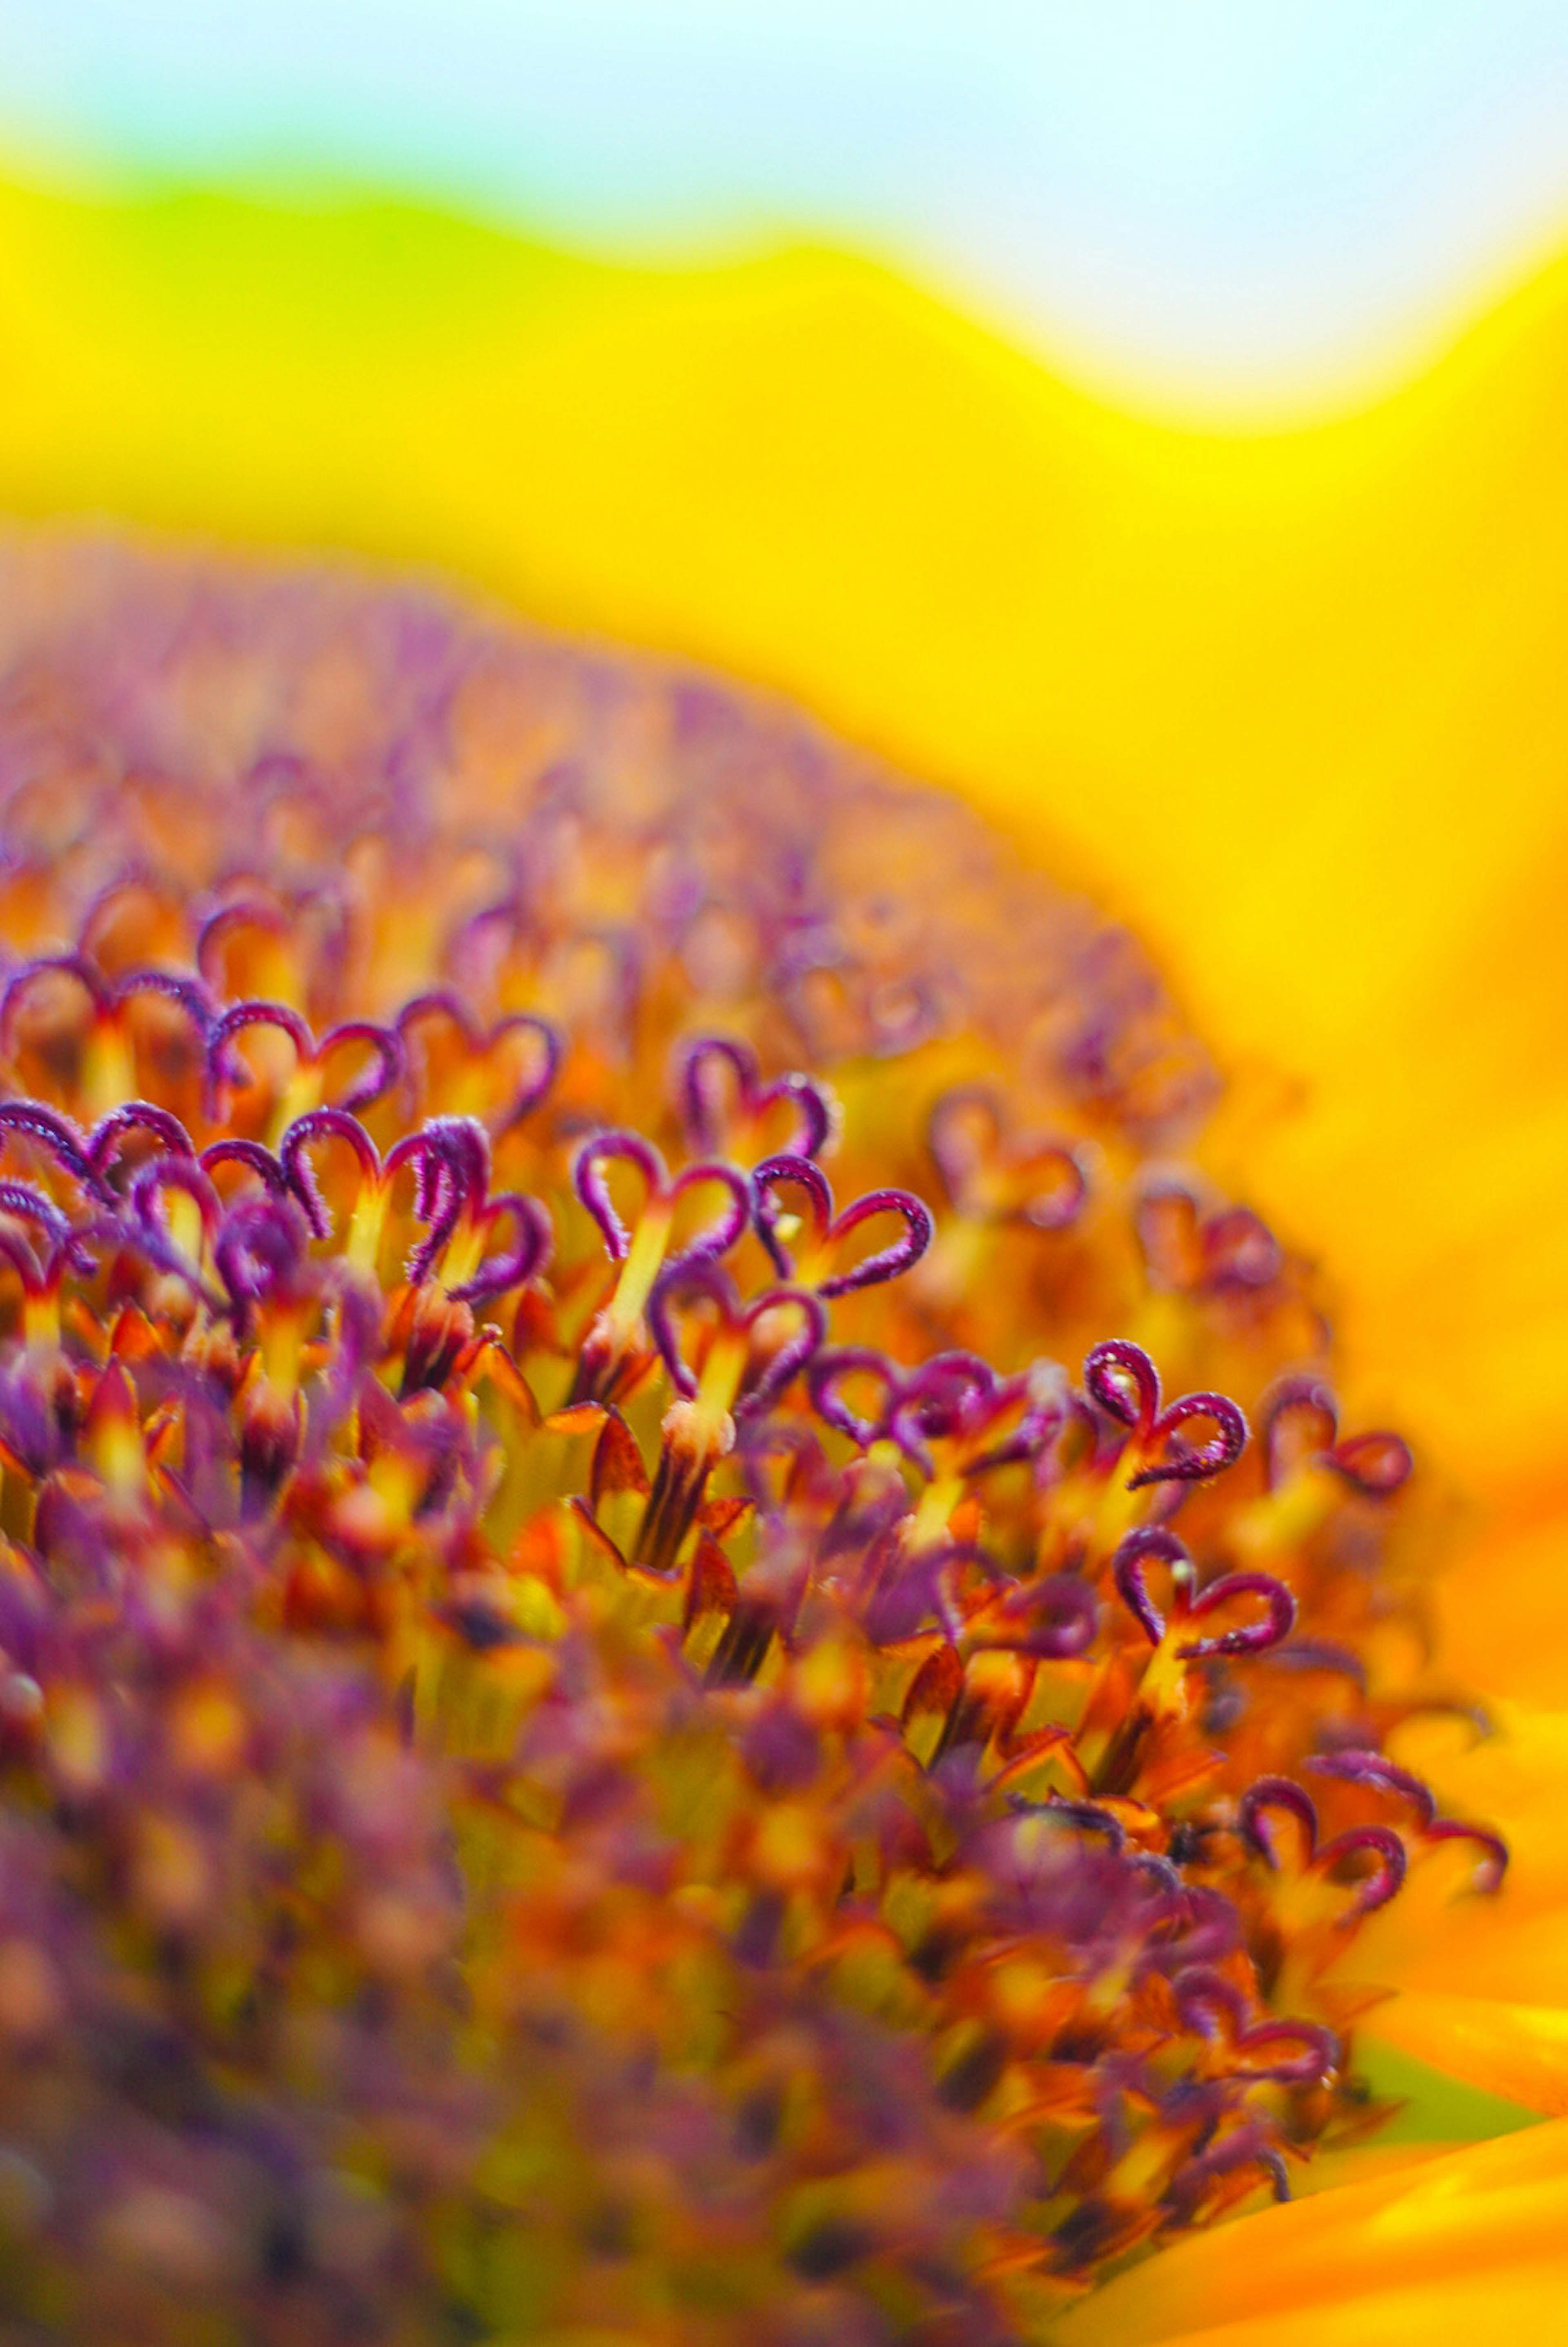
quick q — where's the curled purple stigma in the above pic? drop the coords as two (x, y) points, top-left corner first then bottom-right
(446, 1192), (554, 1307)
(927, 1086), (1086, 1229)
(111, 965), (216, 1037)
(1128, 1392), (1249, 1490)
(1178, 1572), (1297, 1661)
(647, 1257), (825, 1416)
(385, 1115), (493, 1284)
(280, 1107), (382, 1238)
(398, 994), (561, 1130)
(1423, 1818), (1510, 1894)
(0, 1180), (89, 1280)
(0, 953), (111, 1049)
(1111, 1528), (1302, 1666)
(205, 997), (315, 1107)
(751, 1151), (934, 1295)
(1306, 1748), (1437, 1827)
(663, 1162), (754, 1272)
(1329, 1429), (1414, 1495)
(1261, 1376), (1339, 1486)
(316, 1019), (405, 1115)
(1112, 1526), (1190, 1646)
(1238, 1777), (1321, 1869)
(0, 1099), (109, 1200)
(1084, 1338), (1161, 1435)
(199, 1136), (289, 1198)
(1305, 1751), (1508, 1891)
(86, 1100), (195, 1180)
(677, 1035), (836, 1159)
(195, 896), (289, 987)
(214, 1194), (308, 1316)
(572, 1131), (749, 1272)
(1316, 1825), (1408, 1919)
(1172, 1972), (1336, 2084)
(1084, 1340), (1248, 1488)
(572, 1131), (669, 1261)
(128, 1154), (221, 1249)
(978, 1571), (1099, 1660)
(806, 1346), (902, 1448)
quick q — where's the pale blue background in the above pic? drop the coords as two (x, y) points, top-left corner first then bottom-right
(4, 2), (1568, 414)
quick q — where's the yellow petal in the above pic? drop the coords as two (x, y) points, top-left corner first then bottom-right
(1364, 1993), (1568, 2118)
(1057, 2119), (1568, 2346)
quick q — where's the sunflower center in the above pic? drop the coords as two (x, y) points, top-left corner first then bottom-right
(0, 544), (1500, 2342)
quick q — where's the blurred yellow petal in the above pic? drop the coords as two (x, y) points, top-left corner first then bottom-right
(1365, 1995), (1568, 2118)
(1057, 2119), (1568, 2347)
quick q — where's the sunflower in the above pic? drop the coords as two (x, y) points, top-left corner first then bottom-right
(1, 172), (1566, 2341)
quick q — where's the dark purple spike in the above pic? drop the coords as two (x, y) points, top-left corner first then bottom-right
(1128, 1390), (1248, 1488)
(817, 1187), (934, 1299)
(278, 1109), (382, 1240)
(1110, 1525), (1189, 1646)
(1316, 1824), (1408, 1919)
(86, 1100), (196, 1178)
(806, 1345), (901, 1448)
(1083, 1338), (1160, 1434)
(447, 1192), (554, 1306)
(1305, 1748), (1437, 1827)
(1238, 1776), (1320, 1868)
(664, 1160), (753, 1270)
(1178, 1570), (1297, 1660)
(0, 1100), (109, 1200)
(751, 1150), (833, 1277)
(316, 1020), (405, 1114)
(572, 1130), (668, 1263)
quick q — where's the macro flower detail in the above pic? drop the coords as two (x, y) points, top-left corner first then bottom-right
(0, 549), (1508, 2345)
